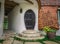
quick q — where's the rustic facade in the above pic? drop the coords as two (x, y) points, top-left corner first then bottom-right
(38, 0), (60, 29)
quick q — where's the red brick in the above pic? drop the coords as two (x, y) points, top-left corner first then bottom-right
(38, 6), (59, 30)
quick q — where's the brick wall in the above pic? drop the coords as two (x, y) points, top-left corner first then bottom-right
(38, 6), (59, 30)
(41, 0), (60, 6)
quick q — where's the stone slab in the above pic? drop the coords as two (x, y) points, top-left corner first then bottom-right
(25, 42), (41, 44)
(44, 41), (58, 44)
(13, 40), (23, 44)
(3, 38), (13, 44)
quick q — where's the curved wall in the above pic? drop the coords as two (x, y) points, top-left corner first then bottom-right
(8, 2), (38, 33)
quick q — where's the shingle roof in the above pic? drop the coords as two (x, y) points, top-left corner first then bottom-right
(41, 0), (60, 6)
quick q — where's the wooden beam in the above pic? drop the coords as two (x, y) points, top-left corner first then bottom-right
(0, 2), (1, 5)
(25, 0), (33, 4)
(5, 5), (15, 9)
(36, 0), (41, 10)
(0, 3), (1, 7)
(5, 0), (19, 15)
(5, 8), (12, 11)
(5, 2), (18, 6)
(5, 4), (16, 8)
(5, 0), (19, 5)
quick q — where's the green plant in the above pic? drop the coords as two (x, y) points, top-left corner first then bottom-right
(43, 26), (56, 32)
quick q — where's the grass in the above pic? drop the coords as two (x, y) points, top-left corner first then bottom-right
(0, 39), (5, 44)
(3, 18), (8, 29)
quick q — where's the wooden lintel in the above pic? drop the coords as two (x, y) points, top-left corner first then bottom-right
(25, 0), (33, 4)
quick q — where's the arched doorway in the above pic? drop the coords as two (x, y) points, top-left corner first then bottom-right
(24, 9), (35, 30)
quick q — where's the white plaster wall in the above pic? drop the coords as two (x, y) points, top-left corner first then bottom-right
(8, 1), (38, 33)
(0, 0), (4, 37)
(56, 29), (60, 36)
(56, 10), (60, 36)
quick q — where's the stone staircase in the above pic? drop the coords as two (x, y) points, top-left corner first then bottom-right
(18, 30), (45, 40)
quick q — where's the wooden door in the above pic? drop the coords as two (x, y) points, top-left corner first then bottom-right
(24, 9), (35, 29)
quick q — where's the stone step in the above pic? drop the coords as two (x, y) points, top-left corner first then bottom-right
(20, 30), (42, 38)
(17, 30), (45, 40)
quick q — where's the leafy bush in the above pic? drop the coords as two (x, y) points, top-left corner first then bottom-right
(43, 26), (56, 32)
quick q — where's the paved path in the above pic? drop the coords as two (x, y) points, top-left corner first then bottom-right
(0, 30), (59, 44)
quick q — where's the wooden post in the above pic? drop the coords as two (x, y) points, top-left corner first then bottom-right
(36, 0), (41, 30)
(36, 0), (41, 10)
